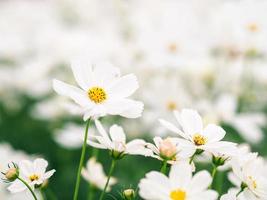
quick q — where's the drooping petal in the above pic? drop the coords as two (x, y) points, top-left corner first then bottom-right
(53, 79), (93, 108)
(7, 180), (27, 193)
(126, 139), (153, 156)
(105, 99), (144, 118)
(95, 120), (110, 142)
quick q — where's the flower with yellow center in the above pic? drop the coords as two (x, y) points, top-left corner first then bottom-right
(247, 23), (259, 33)
(193, 134), (207, 146)
(159, 109), (235, 157)
(170, 189), (186, 200)
(139, 162), (218, 200)
(29, 174), (39, 182)
(88, 87), (107, 104)
(7, 158), (55, 193)
(53, 61), (144, 120)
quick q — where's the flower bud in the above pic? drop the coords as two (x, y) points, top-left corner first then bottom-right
(159, 138), (177, 160)
(123, 189), (135, 200)
(5, 167), (19, 182)
(212, 155), (228, 167)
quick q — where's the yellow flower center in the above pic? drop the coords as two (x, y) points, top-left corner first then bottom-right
(170, 189), (186, 200)
(193, 134), (206, 146)
(248, 176), (257, 189)
(167, 101), (177, 111)
(29, 174), (39, 182)
(168, 43), (178, 53)
(88, 87), (107, 103)
(247, 23), (259, 33)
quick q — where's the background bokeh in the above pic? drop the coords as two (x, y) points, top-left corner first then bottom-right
(1, 0), (267, 199)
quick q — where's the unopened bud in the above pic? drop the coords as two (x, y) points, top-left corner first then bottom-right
(123, 189), (135, 200)
(159, 138), (177, 160)
(5, 167), (19, 181)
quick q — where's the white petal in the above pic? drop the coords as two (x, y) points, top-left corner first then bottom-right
(95, 120), (110, 142)
(189, 170), (212, 193)
(33, 158), (48, 175)
(176, 109), (203, 135)
(109, 124), (126, 143)
(159, 119), (189, 139)
(43, 169), (56, 179)
(191, 190), (218, 200)
(126, 139), (153, 156)
(7, 180), (27, 193)
(105, 99), (144, 118)
(19, 160), (34, 177)
(71, 60), (93, 90)
(92, 62), (120, 86)
(87, 139), (106, 149)
(169, 162), (192, 189)
(108, 74), (139, 98)
(203, 124), (226, 142)
(53, 79), (92, 108)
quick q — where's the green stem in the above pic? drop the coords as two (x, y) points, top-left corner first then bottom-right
(46, 188), (58, 200)
(40, 189), (46, 200)
(73, 119), (91, 200)
(160, 160), (168, 174)
(88, 185), (95, 200)
(209, 165), (217, 189)
(17, 177), (38, 200)
(99, 159), (117, 200)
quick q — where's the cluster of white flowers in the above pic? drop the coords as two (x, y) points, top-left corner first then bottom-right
(0, 0), (267, 200)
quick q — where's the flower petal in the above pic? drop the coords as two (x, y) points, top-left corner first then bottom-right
(203, 124), (226, 143)
(109, 124), (126, 144)
(175, 109), (203, 135)
(169, 162), (192, 189)
(34, 158), (48, 175)
(53, 79), (92, 108)
(108, 74), (139, 98)
(71, 60), (93, 90)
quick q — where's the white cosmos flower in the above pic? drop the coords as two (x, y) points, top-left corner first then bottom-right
(7, 158), (55, 193)
(159, 109), (236, 156)
(81, 157), (116, 191)
(87, 120), (152, 158)
(139, 162), (218, 200)
(53, 61), (144, 120)
(230, 155), (267, 200)
(146, 137), (194, 163)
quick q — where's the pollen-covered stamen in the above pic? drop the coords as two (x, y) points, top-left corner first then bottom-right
(88, 87), (107, 104)
(170, 189), (186, 200)
(29, 174), (39, 182)
(193, 134), (207, 146)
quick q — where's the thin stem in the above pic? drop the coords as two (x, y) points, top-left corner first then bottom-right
(160, 160), (168, 174)
(88, 184), (95, 200)
(73, 119), (91, 200)
(209, 165), (217, 189)
(46, 188), (58, 200)
(17, 177), (38, 200)
(99, 159), (117, 200)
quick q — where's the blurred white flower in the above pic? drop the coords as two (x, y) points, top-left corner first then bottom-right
(7, 158), (55, 193)
(87, 120), (152, 159)
(54, 123), (96, 149)
(81, 157), (116, 191)
(159, 109), (236, 156)
(139, 162), (218, 200)
(146, 137), (194, 163)
(230, 155), (267, 199)
(53, 61), (144, 120)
